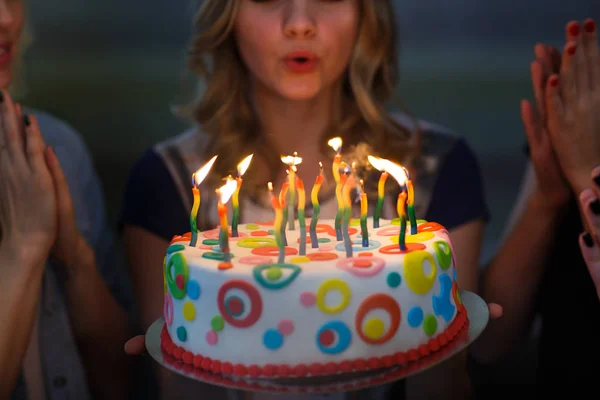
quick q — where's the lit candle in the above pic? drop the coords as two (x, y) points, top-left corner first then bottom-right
(232, 154), (254, 237)
(397, 191), (408, 251)
(341, 170), (353, 257)
(281, 153), (302, 231)
(216, 177), (238, 266)
(367, 155), (388, 228)
(368, 155), (409, 228)
(297, 176), (307, 256)
(404, 169), (417, 234)
(328, 137), (344, 241)
(310, 162), (324, 249)
(268, 182), (285, 264)
(278, 181), (289, 246)
(189, 155), (218, 247)
(359, 179), (369, 247)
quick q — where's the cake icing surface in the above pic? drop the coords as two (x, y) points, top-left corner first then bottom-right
(161, 218), (468, 378)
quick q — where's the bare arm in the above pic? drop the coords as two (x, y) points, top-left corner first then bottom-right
(471, 163), (565, 363)
(407, 218), (485, 400)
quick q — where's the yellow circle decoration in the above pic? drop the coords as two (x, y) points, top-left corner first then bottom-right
(390, 231), (435, 244)
(289, 256), (311, 263)
(404, 250), (437, 295)
(182, 301), (196, 321)
(364, 318), (386, 340)
(316, 278), (351, 314)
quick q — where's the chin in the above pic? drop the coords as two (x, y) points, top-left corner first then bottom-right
(278, 82), (324, 102)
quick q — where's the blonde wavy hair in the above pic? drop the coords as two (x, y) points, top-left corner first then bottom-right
(181, 0), (420, 199)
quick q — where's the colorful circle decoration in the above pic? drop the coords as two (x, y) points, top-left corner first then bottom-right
(423, 315), (438, 336)
(376, 226), (400, 236)
(253, 264), (302, 290)
(379, 243), (426, 255)
(316, 321), (352, 354)
(167, 253), (188, 300)
(336, 256), (385, 277)
(167, 244), (185, 254)
(387, 272), (402, 288)
(317, 246), (335, 252)
(355, 294), (401, 345)
(277, 320), (294, 336)
(300, 292), (316, 308)
(211, 315), (225, 332)
(407, 307), (424, 327)
(433, 241), (453, 270)
(334, 240), (381, 252)
(289, 256), (311, 263)
(246, 223), (260, 230)
(186, 280), (201, 300)
(163, 257), (167, 295)
(250, 230), (270, 237)
(263, 329), (284, 350)
(312, 223), (358, 237)
(202, 239), (219, 246)
(225, 296), (245, 317)
(404, 250), (437, 295)
(237, 237), (277, 248)
(206, 330), (218, 346)
(239, 255), (273, 265)
(390, 232), (434, 244)
(217, 280), (263, 328)
(308, 252), (338, 261)
(183, 301), (196, 321)
(177, 326), (187, 342)
(251, 246), (298, 257)
(418, 222), (444, 233)
(203, 228), (247, 240)
(164, 292), (174, 326)
(432, 274), (455, 322)
(316, 279), (351, 314)
(202, 252), (235, 261)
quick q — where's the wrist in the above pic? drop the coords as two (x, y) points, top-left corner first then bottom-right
(528, 189), (570, 217)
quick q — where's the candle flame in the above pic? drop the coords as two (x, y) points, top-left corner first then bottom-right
(281, 154), (303, 166)
(328, 137), (342, 153)
(368, 155), (407, 186)
(192, 155), (218, 187)
(268, 182), (274, 192)
(218, 177), (238, 204)
(237, 154), (254, 177)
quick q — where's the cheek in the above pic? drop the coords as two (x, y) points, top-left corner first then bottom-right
(235, 17), (278, 78)
(321, 14), (359, 71)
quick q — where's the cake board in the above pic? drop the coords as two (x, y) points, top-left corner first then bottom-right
(146, 290), (489, 396)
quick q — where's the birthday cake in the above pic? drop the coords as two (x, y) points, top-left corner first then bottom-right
(160, 218), (469, 378)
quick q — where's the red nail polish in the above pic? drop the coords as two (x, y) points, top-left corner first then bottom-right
(550, 75), (559, 87)
(567, 44), (577, 55)
(584, 19), (596, 33)
(569, 23), (580, 37)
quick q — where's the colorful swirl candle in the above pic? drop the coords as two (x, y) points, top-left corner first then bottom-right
(189, 155), (218, 247)
(359, 179), (369, 247)
(281, 153), (302, 231)
(341, 173), (354, 257)
(297, 177), (307, 256)
(397, 191), (407, 251)
(310, 162), (324, 249)
(278, 181), (289, 246)
(407, 179), (417, 234)
(268, 182), (285, 264)
(232, 154), (254, 237)
(328, 137), (344, 240)
(216, 177), (238, 265)
(374, 171), (388, 228)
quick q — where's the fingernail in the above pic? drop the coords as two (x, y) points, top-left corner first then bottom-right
(584, 19), (596, 33)
(569, 22), (580, 37)
(23, 114), (30, 127)
(549, 75), (559, 87)
(583, 232), (594, 248)
(590, 199), (600, 215)
(567, 43), (577, 55)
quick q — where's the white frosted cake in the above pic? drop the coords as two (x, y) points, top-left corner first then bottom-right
(160, 218), (468, 378)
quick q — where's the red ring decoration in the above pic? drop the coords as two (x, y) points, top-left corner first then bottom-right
(355, 293), (401, 345)
(417, 222), (445, 233)
(164, 293), (174, 326)
(217, 280), (263, 328)
(379, 243), (426, 254)
(307, 252), (339, 261)
(251, 246), (298, 256)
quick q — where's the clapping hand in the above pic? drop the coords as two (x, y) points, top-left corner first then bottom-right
(544, 19), (600, 195)
(577, 166), (600, 299)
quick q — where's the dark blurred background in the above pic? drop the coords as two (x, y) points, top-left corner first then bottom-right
(21, 0), (598, 389)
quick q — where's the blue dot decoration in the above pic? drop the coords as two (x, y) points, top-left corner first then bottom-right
(186, 280), (201, 300)
(316, 321), (352, 355)
(387, 272), (402, 288)
(408, 307), (424, 327)
(334, 240), (381, 252)
(432, 274), (455, 322)
(453, 268), (457, 281)
(167, 244), (185, 254)
(177, 326), (187, 342)
(263, 329), (284, 350)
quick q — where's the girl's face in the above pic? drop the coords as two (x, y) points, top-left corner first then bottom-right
(0, 0), (22, 89)
(235, 0), (359, 101)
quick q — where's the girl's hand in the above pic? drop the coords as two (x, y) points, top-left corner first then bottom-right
(577, 166), (600, 299)
(521, 42), (571, 211)
(0, 92), (56, 269)
(545, 19), (600, 195)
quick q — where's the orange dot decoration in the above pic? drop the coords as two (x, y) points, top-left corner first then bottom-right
(355, 293), (401, 345)
(379, 243), (426, 255)
(417, 222), (445, 233)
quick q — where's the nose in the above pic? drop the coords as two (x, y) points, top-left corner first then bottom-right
(0, 1), (15, 27)
(283, 1), (316, 39)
